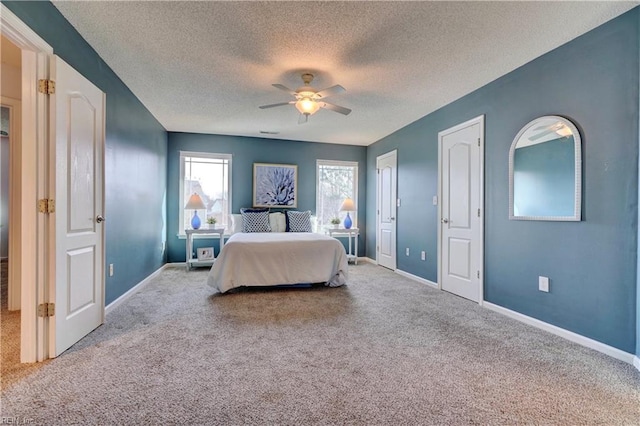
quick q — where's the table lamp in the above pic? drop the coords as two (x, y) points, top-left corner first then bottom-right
(339, 198), (355, 229)
(185, 193), (206, 229)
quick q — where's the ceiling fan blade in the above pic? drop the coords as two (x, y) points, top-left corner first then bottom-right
(298, 114), (309, 125)
(259, 101), (294, 109)
(315, 85), (346, 99)
(272, 84), (296, 95)
(533, 122), (562, 132)
(319, 101), (351, 116)
(528, 129), (555, 141)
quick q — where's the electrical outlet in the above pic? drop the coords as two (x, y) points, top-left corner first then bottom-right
(539, 276), (549, 292)
(397, 198), (401, 207)
(406, 248), (410, 256)
(109, 264), (114, 277)
(421, 251), (426, 261)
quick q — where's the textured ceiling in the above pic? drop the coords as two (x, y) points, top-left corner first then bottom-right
(52, 1), (638, 146)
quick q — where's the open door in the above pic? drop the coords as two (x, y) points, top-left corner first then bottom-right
(51, 55), (105, 356)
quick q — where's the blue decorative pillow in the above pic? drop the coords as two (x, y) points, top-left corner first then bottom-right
(241, 208), (271, 233)
(285, 210), (312, 232)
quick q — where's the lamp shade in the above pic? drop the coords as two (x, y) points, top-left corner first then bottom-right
(339, 198), (356, 211)
(185, 193), (206, 210)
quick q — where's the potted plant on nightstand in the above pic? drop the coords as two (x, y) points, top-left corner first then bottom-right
(206, 217), (217, 228)
(330, 217), (341, 229)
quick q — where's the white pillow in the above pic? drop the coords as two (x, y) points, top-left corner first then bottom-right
(269, 212), (286, 233)
(230, 214), (243, 234)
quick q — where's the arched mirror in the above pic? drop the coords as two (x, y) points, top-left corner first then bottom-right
(509, 115), (581, 221)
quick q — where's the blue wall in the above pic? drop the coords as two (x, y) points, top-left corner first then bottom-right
(637, 8), (640, 360)
(367, 9), (639, 353)
(4, 1), (168, 305)
(166, 133), (367, 262)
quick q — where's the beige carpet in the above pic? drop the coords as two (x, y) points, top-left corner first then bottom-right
(0, 259), (48, 391)
(0, 263), (638, 425)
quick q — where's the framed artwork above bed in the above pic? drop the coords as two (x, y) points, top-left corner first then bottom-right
(253, 163), (298, 208)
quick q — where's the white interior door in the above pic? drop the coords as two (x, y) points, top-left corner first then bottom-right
(377, 150), (397, 270)
(52, 55), (105, 356)
(439, 116), (483, 303)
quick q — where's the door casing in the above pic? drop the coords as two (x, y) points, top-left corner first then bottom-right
(1, 4), (53, 363)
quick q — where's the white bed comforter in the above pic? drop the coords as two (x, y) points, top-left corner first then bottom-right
(207, 232), (349, 293)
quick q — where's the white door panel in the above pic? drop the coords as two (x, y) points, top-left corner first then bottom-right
(377, 151), (397, 270)
(68, 96), (96, 232)
(380, 229), (392, 257)
(52, 55), (105, 356)
(439, 117), (483, 303)
(448, 238), (471, 279)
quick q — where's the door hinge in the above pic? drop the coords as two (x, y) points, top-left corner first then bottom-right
(38, 79), (56, 95)
(477, 271), (480, 279)
(477, 208), (481, 217)
(477, 138), (480, 147)
(37, 303), (55, 317)
(38, 199), (55, 213)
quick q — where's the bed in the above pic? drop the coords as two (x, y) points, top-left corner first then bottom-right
(207, 232), (349, 293)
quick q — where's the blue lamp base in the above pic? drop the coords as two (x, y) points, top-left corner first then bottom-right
(191, 211), (202, 230)
(343, 212), (352, 229)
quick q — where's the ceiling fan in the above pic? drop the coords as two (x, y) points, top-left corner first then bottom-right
(529, 121), (572, 141)
(259, 73), (352, 124)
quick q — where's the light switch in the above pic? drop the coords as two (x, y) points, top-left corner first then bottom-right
(432, 196), (438, 205)
(539, 276), (549, 292)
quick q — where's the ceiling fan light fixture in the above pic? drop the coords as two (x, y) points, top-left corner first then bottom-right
(555, 126), (573, 137)
(295, 97), (320, 115)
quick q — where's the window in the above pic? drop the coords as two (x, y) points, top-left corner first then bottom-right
(179, 151), (232, 235)
(316, 160), (358, 230)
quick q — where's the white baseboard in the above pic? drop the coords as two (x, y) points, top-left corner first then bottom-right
(395, 269), (439, 289)
(105, 263), (170, 315)
(634, 356), (640, 372)
(483, 301), (635, 366)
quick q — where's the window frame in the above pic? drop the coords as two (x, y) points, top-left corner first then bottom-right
(178, 151), (232, 237)
(316, 159), (359, 231)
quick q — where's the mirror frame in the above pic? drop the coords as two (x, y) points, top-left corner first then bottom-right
(509, 115), (582, 221)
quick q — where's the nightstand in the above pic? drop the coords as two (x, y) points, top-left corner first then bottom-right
(185, 228), (225, 270)
(327, 227), (359, 264)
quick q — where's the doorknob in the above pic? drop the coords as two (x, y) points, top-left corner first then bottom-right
(96, 215), (105, 223)
(390, 217), (395, 221)
(441, 218), (449, 224)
